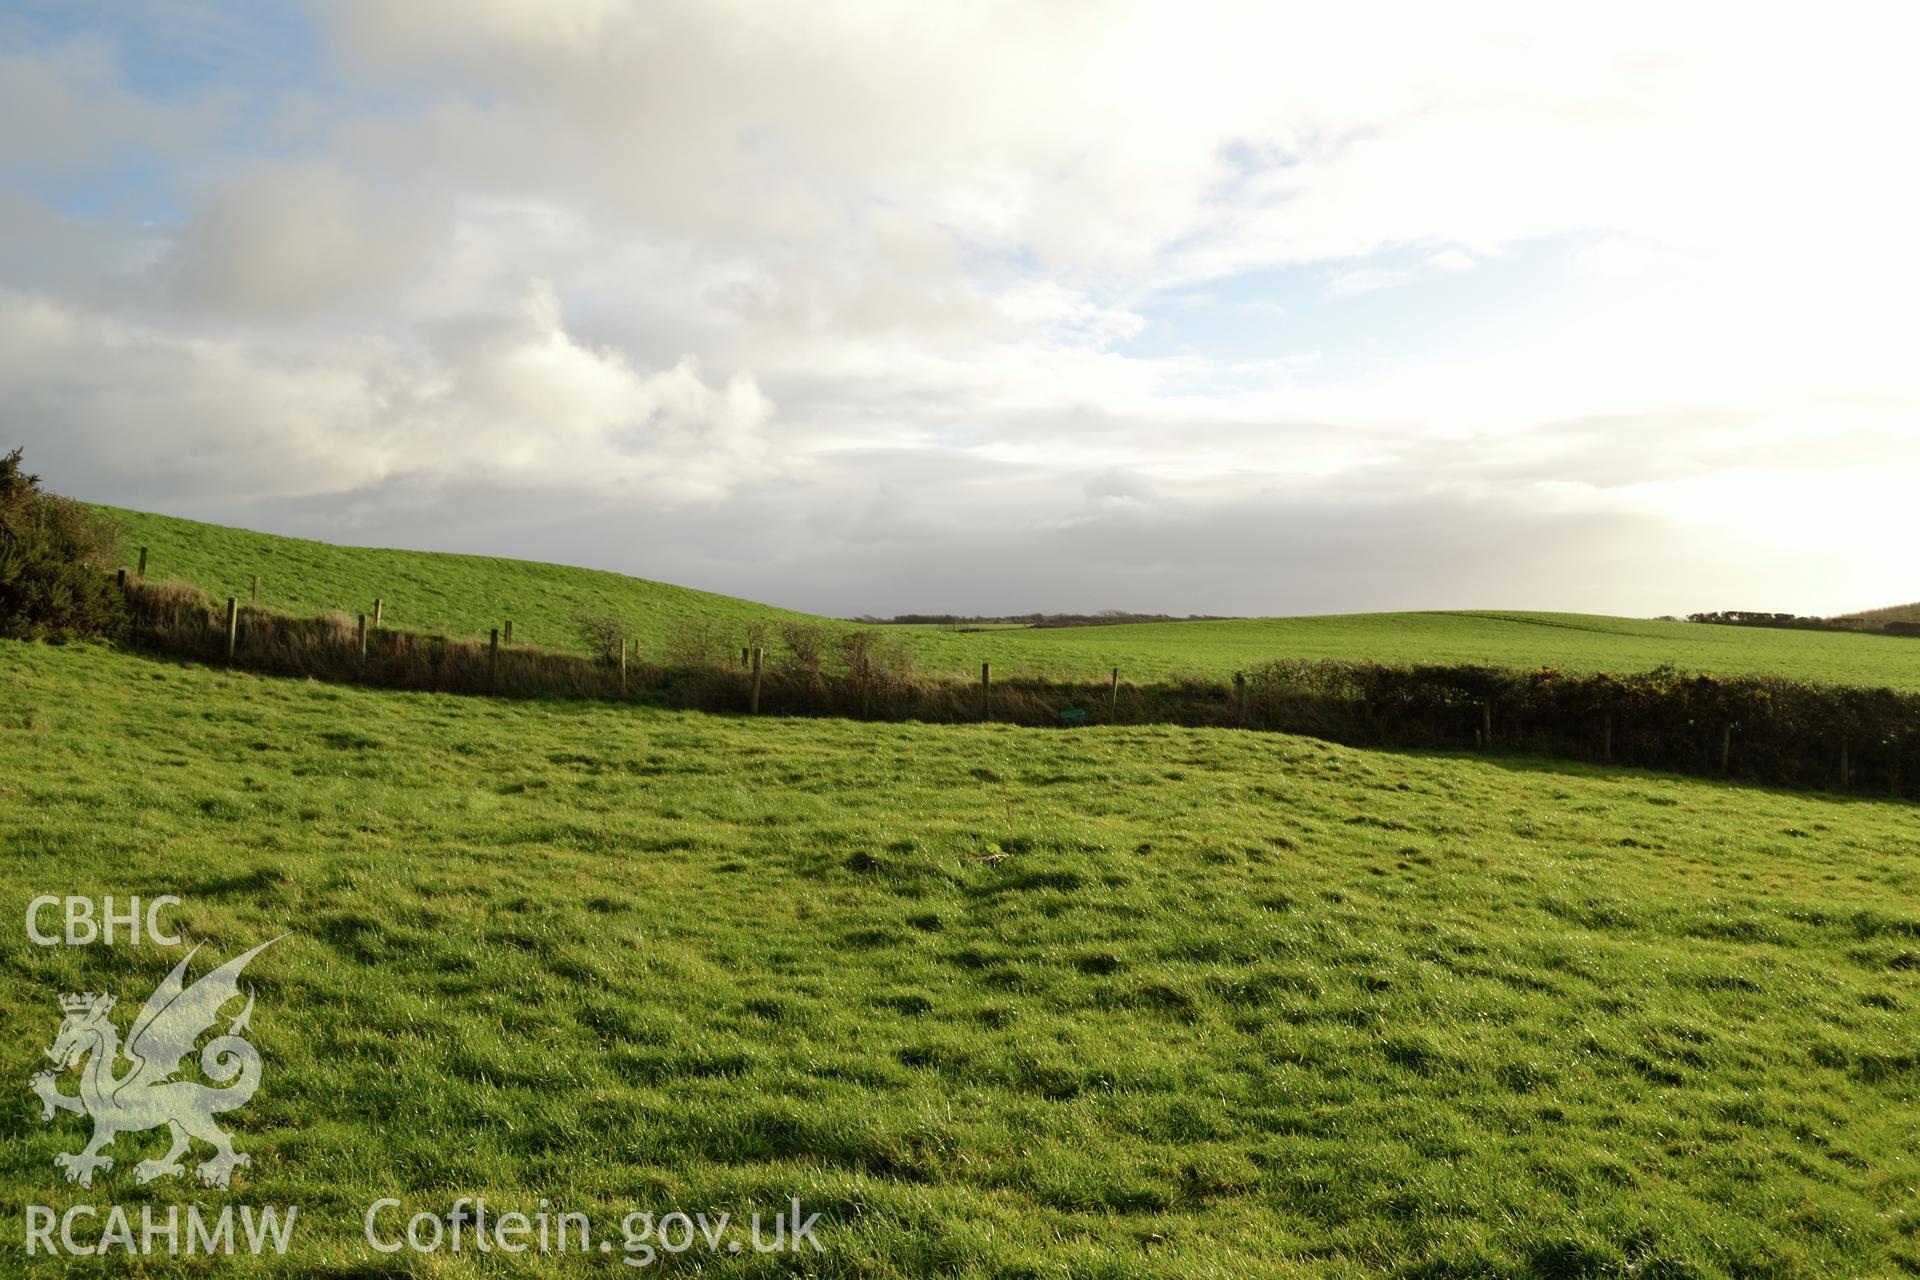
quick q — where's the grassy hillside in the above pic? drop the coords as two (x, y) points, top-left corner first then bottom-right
(97, 504), (814, 653)
(97, 506), (1920, 690)
(1844, 602), (1920, 626)
(2, 640), (1917, 1276)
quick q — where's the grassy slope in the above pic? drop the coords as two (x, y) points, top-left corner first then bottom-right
(98, 506), (1920, 689)
(2, 640), (1916, 1276)
(1845, 603), (1920, 625)
(97, 505), (815, 653)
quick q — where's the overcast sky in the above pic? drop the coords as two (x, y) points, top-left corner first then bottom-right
(2, 2), (1915, 618)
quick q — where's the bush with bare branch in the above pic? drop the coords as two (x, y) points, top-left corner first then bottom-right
(664, 616), (732, 668)
(780, 620), (832, 678)
(573, 613), (627, 663)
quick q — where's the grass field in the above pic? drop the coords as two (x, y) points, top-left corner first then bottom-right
(99, 506), (1920, 690)
(901, 611), (1920, 689)
(1847, 603), (1920, 626)
(3, 639), (1916, 1276)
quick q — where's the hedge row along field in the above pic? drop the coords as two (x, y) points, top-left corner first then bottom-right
(1243, 660), (1914, 797)
(120, 577), (1920, 800)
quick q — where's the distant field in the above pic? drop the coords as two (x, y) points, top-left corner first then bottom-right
(98, 506), (1920, 690)
(2, 639), (1915, 1276)
(905, 610), (1920, 688)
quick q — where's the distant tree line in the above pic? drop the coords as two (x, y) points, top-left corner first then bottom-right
(1688, 610), (1920, 639)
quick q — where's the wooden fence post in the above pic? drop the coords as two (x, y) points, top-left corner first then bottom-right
(373, 598), (383, 628)
(980, 662), (991, 720)
(741, 646), (750, 668)
(1481, 702), (1493, 750)
(136, 546), (148, 577)
(503, 620), (513, 645)
(224, 597), (238, 663)
(488, 628), (500, 695)
(1109, 667), (1120, 721)
(619, 638), (629, 697)
(250, 575), (260, 607)
(1720, 724), (1732, 773)
(1235, 673), (1247, 727)
(750, 647), (764, 714)
(1840, 741), (1850, 790)
(1602, 713), (1613, 762)
(116, 567), (126, 589)
(357, 613), (368, 660)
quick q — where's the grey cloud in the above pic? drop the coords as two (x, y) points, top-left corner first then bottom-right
(0, 192), (150, 303)
(1084, 469), (1156, 504)
(0, 38), (184, 173)
(177, 465), (1762, 621)
(163, 163), (453, 316)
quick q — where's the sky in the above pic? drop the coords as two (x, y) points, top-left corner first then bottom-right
(1, 1), (1915, 618)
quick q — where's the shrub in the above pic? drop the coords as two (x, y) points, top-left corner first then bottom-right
(841, 628), (916, 691)
(0, 449), (128, 641)
(780, 620), (832, 677)
(573, 612), (627, 663)
(664, 616), (733, 668)
(841, 628), (880, 682)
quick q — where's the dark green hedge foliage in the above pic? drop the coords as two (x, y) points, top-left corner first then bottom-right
(0, 449), (128, 641)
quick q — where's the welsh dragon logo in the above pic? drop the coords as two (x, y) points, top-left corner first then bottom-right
(28, 938), (282, 1190)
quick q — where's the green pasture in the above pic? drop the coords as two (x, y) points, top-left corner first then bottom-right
(1, 640), (1914, 1276)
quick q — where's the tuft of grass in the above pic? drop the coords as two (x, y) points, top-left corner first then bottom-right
(0, 638), (1916, 1276)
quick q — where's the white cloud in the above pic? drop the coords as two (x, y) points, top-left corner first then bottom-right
(0, 1), (1915, 615)
(0, 282), (780, 505)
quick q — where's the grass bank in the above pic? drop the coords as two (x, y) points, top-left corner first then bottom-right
(96, 505), (814, 655)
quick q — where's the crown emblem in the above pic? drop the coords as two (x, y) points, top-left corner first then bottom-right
(59, 992), (115, 1016)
